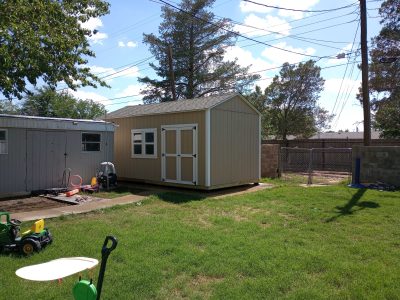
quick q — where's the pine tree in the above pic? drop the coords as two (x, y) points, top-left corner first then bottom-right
(139, 0), (259, 103)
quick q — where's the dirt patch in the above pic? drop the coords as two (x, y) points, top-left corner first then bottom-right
(278, 212), (296, 220)
(0, 197), (70, 213)
(190, 275), (224, 287)
(282, 171), (350, 185)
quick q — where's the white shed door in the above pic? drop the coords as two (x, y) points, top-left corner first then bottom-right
(161, 124), (198, 185)
(26, 131), (67, 191)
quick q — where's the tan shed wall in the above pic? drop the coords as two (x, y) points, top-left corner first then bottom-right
(210, 96), (260, 187)
(111, 111), (205, 186)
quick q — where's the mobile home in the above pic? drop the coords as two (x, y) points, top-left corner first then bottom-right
(0, 115), (115, 197)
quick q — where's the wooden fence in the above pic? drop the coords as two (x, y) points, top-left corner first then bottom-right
(263, 138), (400, 149)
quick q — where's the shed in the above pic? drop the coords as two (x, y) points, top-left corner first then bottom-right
(106, 93), (261, 190)
(0, 115), (115, 197)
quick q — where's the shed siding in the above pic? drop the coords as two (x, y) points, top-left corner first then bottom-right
(0, 128), (27, 194)
(212, 95), (257, 115)
(112, 111), (205, 186)
(210, 97), (260, 187)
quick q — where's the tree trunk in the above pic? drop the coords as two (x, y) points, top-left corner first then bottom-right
(187, 23), (195, 99)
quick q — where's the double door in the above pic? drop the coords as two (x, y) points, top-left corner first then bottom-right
(26, 130), (67, 191)
(161, 124), (198, 185)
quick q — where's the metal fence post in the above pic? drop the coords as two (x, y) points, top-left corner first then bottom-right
(307, 148), (313, 185)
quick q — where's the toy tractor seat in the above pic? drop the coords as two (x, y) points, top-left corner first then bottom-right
(21, 219), (44, 236)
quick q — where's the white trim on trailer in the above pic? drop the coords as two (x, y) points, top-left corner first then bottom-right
(0, 114), (115, 132)
(0, 128), (8, 155)
(205, 109), (211, 187)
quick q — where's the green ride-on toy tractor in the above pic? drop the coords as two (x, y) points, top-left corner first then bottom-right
(0, 212), (52, 255)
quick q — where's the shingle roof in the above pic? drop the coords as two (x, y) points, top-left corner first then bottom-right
(106, 92), (238, 119)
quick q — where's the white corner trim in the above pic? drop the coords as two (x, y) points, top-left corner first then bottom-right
(205, 109), (211, 187)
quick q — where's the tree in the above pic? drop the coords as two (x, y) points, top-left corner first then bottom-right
(139, 0), (259, 103)
(365, 0), (400, 138)
(21, 87), (106, 119)
(0, 0), (110, 100)
(0, 100), (19, 115)
(246, 85), (271, 138)
(254, 61), (327, 141)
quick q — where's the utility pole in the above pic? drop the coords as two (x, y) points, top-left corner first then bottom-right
(360, 0), (371, 146)
(167, 44), (177, 101)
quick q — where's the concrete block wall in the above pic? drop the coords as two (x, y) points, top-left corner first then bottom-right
(352, 146), (400, 186)
(261, 144), (280, 178)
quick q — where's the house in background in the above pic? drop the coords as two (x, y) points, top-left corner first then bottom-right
(107, 93), (261, 190)
(0, 115), (115, 197)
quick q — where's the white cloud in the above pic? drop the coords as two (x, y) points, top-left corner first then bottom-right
(68, 89), (110, 105)
(115, 84), (144, 105)
(239, 1), (272, 13)
(261, 42), (316, 65)
(277, 0), (320, 20)
(118, 41), (138, 48)
(324, 77), (361, 94)
(90, 65), (140, 81)
(224, 46), (275, 89)
(81, 17), (103, 31)
(89, 32), (108, 44)
(81, 17), (108, 44)
(325, 43), (359, 65)
(234, 14), (291, 37)
(239, 0), (320, 20)
(126, 41), (137, 48)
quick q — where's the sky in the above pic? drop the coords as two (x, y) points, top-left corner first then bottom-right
(16, 0), (386, 131)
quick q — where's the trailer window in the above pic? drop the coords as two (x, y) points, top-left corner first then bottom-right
(0, 129), (7, 154)
(131, 128), (157, 158)
(82, 133), (101, 152)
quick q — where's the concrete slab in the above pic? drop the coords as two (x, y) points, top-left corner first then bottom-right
(12, 194), (145, 222)
(11, 182), (273, 222)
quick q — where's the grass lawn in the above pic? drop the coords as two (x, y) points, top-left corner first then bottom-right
(85, 186), (146, 199)
(1, 181), (399, 299)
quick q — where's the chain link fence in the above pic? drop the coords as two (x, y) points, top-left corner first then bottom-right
(279, 147), (352, 184)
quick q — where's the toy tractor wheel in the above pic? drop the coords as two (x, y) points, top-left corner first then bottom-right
(21, 239), (41, 255)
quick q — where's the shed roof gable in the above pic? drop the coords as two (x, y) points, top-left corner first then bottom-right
(106, 92), (257, 119)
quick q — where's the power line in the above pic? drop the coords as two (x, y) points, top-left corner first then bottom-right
(331, 20), (360, 115)
(154, 0), (347, 59)
(235, 11), (359, 44)
(227, 13), (358, 50)
(102, 60), (362, 108)
(333, 69), (361, 129)
(242, 0), (358, 13)
(238, 19), (359, 49)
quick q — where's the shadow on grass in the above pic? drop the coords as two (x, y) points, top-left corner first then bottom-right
(87, 186), (146, 199)
(326, 188), (380, 222)
(156, 192), (207, 204)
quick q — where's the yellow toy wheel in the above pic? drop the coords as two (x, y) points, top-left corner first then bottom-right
(21, 240), (40, 255)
